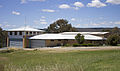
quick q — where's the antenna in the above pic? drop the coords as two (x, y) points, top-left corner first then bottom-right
(25, 16), (27, 29)
(24, 16), (27, 36)
(23, 16), (27, 48)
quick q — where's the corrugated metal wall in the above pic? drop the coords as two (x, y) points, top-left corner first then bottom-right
(30, 40), (45, 48)
(9, 39), (23, 48)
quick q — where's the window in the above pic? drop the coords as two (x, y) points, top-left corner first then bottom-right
(30, 32), (32, 35)
(58, 40), (61, 41)
(26, 32), (28, 35)
(19, 31), (22, 35)
(37, 32), (39, 35)
(33, 32), (36, 35)
(10, 32), (12, 35)
(51, 40), (54, 41)
(15, 31), (17, 35)
(65, 39), (68, 41)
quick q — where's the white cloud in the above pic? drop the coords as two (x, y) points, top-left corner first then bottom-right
(71, 18), (76, 21)
(28, 0), (46, 2)
(4, 24), (10, 27)
(21, 0), (46, 4)
(42, 9), (55, 12)
(115, 21), (120, 24)
(106, 0), (120, 4)
(76, 24), (81, 27)
(21, 0), (27, 4)
(33, 20), (39, 24)
(91, 23), (100, 26)
(40, 21), (47, 24)
(3, 24), (16, 28)
(0, 21), (17, 29)
(73, 7), (79, 10)
(41, 16), (46, 18)
(74, 2), (84, 7)
(0, 24), (2, 27)
(40, 18), (47, 24)
(34, 17), (47, 25)
(87, 0), (107, 8)
(12, 11), (20, 15)
(59, 4), (70, 9)
(40, 19), (46, 22)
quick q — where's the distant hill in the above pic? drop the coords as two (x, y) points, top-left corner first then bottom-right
(76, 28), (116, 32)
(40, 28), (120, 32)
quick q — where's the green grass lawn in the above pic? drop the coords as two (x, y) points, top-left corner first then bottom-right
(0, 49), (120, 71)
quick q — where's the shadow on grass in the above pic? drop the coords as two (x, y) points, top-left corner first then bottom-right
(0, 64), (4, 71)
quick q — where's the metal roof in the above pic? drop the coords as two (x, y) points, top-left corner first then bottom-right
(61, 32), (109, 35)
(29, 33), (104, 40)
(7, 26), (44, 32)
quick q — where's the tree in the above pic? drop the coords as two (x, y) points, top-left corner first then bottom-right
(106, 34), (120, 46)
(110, 27), (120, 35)
(46, 19), (77, 33)
(0, 27), (8, 48)
(75, 33), (84, 44)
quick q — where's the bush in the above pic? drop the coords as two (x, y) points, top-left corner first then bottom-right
(75, 34), (84, 44)
(0, 44), (2, 48)
(106, 34), (120, 46)
(73, 43), (80, 47)
(64, 44), (71, 47)
(80, 44), (88, 46)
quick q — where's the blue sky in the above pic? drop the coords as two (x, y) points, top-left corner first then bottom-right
(0, 0), (120, 29)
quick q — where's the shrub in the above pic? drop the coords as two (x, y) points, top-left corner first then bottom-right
(0, 44), (2, 48)
(75, 34), (84, 44)
(106, 34), (120, 46)
(73, 43), (80, 47)
(64, 44), (71, 47)
(79, 44), (88, 46)
(87, 43), (96, 46)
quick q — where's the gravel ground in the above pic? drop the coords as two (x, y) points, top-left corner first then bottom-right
(23, 46), (120, 52)
(1, 46), (120, 52)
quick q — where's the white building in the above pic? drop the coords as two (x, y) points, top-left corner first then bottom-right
(7, 26), (44, 47)
(29, 32), (109, 47)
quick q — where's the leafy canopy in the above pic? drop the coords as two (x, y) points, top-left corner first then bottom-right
(46, 19), (77, 33)
(0, 27), (8, 47)
(106, 34), (120, 46)
(75, 33), (84, 44)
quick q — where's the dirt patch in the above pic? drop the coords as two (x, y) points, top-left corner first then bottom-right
(32, 46), (120, 52)
(0, 57), (8, 61)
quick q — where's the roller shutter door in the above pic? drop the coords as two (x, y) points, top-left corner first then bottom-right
(31, 40), (45, 48)
(9, 39), (23, 48)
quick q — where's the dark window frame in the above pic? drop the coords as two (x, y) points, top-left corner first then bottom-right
(51, 40), (54, 41)
(19, 31), (22, 35)
(30, 32), (32, 34)
(33, 32), (36, 34)
(10, 32), (12, 35)
(26, 32), (28, 35)
(58, 40), (61, 41)
(14, 31), (17, 35)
